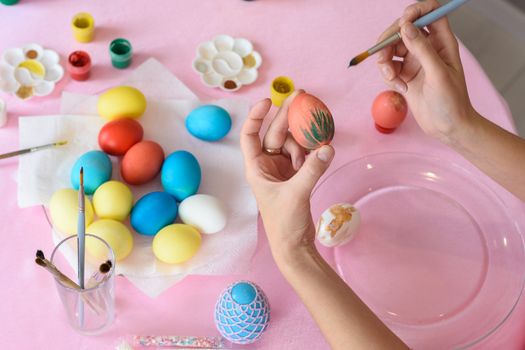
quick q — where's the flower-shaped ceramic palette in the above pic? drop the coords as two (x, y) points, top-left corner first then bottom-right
(0, 44), (64, 100)
(193, 35), (262, 92)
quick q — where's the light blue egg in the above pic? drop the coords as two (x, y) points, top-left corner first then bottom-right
(161, 150), (201, 201)
(71, 150), (112, 195)
(185, 105), (232, 142)
(214, 281), (270, 345)
(130, 191), (178, 236)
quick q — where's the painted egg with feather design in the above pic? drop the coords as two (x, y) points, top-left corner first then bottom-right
(288, 93), (335, 150)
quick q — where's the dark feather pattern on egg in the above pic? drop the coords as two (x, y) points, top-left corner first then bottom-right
(288, 93), (335, 150)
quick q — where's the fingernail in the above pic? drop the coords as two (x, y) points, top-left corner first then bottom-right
(317, 146), (333, 162)
(250, 98), (270, 109)
(394, 81), (407, 93)
(403, 23), (418, 40)
(382, 66), (394, 80)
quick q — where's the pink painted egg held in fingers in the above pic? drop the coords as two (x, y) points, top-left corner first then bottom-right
(371, 90), (408, 133)
(287, 93), (335, 150)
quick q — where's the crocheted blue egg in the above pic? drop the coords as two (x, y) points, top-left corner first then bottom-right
(214, 281), (270, 344)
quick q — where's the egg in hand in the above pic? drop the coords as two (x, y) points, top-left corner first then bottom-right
(288, 92), (335, 150)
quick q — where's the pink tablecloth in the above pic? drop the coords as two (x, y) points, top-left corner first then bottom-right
(0, 1), (523, 349)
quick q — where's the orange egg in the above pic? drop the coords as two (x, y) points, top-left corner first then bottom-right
(371, 91), (408, 133)
(121, 140), (165, 185)
(288, 93), (335, 150)
(98, 118), (144, 156)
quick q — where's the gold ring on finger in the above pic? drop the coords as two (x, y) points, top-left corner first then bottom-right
(263, 147), (282, 155)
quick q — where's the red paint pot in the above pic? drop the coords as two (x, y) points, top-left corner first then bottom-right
(67, 51), (92, 81)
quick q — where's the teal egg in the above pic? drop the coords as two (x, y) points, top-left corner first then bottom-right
(130, 191), (178, 236)
(161, 150), (201, 201)
(71, 150), (112, 194)
(185, 105), (232, 141)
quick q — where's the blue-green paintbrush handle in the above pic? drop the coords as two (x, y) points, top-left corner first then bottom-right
(414, 0), (472, 28)
(367, 0), (472, 56)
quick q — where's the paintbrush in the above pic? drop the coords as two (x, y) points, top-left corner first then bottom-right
(36, 249), (50, 265)
(35, 254), (103, 315)
(35, 256), (80, 290)
(37, 249), (98, 289)
(77, 167), (86, 327)
(0, 140), (67, 160)
(36, 250), (71, 280)
(348, 0), (472, 67)
(78, 167), (86, 289)
(86, 260), (112, 289)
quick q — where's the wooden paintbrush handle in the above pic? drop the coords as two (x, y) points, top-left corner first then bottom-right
(0, 148), (32, 159)
(36, 259), (103, 315)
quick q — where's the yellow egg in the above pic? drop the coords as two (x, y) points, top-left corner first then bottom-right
(152, 224), (201, 264)
(49, 188), (94, 235)
(92, 181), (133, 221)
(86, 219), (133, 261)
(97, 86), (147, 121)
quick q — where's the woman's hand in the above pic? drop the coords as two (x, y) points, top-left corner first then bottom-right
(376, 0), (475, 143)
(240, 92), (335, 266)
(240, 94), (408, 350)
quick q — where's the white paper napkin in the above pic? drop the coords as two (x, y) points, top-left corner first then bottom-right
(17, 59), (258, 297)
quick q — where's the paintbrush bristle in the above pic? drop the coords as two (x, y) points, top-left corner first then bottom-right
(55, 140), (68, 146)
(99, 262), (111, 274)
(348, 51), (370, 68)
(80, 167), (84, 186)
(36, 250), (45, 260)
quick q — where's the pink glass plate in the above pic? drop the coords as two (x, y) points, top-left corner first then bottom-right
(311, 152), (525, 349)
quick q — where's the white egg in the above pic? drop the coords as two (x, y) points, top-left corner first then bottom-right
(178, 194), (227, 234)
(316, 203), (360, 247)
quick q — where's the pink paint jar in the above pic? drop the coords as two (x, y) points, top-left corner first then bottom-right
(67, 51), (92, 81)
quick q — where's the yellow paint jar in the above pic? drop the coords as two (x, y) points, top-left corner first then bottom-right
(72, 12), (95, 43)
(270, 76), (295, 107)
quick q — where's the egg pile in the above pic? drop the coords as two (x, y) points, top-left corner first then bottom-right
(50, 85), (231, 265)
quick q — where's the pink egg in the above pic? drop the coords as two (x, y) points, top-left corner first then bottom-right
(371, 91), (408, 133)
(288, 93), (335, 150)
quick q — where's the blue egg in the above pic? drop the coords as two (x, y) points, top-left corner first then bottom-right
(130, 192), (178, 236)
(71, 150), (112, 195)
(232, 283), (256, 305)
(214, 281), (270, 345)
(161, 150), (201, 202)
(185, 105), (232, 142)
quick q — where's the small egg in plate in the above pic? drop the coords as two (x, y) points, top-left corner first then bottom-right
(316, 203), (361, 247)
